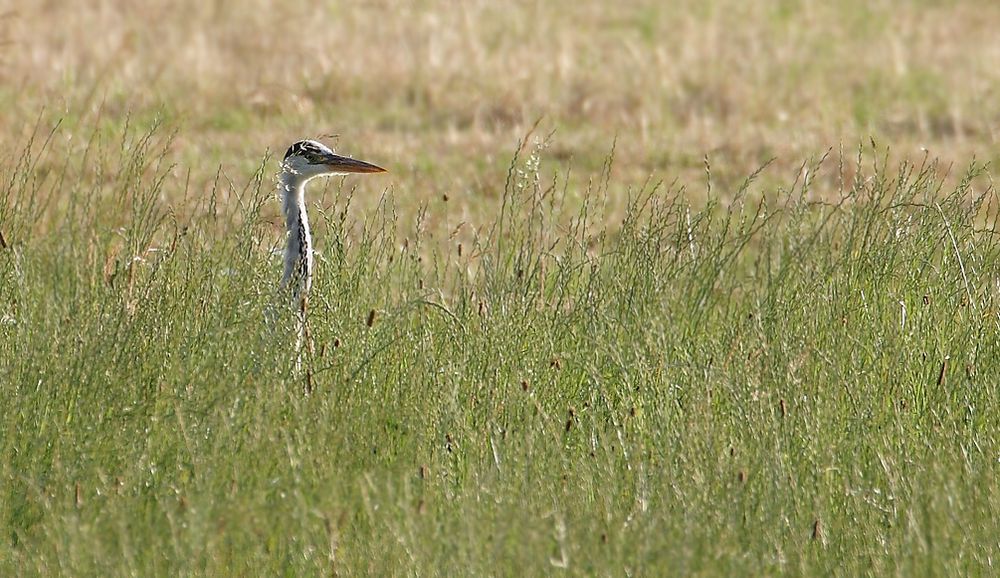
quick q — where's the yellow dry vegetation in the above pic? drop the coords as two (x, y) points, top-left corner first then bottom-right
(2, 0), (999, 226)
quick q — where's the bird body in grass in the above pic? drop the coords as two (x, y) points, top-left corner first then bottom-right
(277, 139), (385, 371)
(278, 139), (386, 309)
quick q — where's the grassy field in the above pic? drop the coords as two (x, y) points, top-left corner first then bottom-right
(2, 0), (1000, 575)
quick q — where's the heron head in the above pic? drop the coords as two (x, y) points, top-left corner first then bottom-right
(281, 139), (386, 181)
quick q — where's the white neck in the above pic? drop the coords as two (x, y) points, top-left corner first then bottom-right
(279, 170), (312, 298)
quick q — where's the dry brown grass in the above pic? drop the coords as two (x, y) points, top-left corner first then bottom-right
(3, 0), (1000, 231)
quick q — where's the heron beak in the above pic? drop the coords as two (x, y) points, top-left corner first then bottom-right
(322, 153), (387, 174)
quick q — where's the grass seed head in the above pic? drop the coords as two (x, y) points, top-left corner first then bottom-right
(937, 359), (949, 386)
(812, 519), (822, 542)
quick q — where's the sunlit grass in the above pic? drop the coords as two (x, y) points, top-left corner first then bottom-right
(1, 119), (997, 575)
(5, 0), (1000, 226)
(3, 1), (1000, 573)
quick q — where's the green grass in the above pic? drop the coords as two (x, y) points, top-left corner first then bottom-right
(1, 122), (998, 576)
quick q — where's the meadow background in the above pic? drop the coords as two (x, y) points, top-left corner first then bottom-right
(1, 0), (999, 575)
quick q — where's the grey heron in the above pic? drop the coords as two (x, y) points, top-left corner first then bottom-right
(278, 139), (386, 316)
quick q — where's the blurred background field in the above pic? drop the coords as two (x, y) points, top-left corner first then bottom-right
(5, 0), (1000, 227)
(2, 1), (999, 575)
